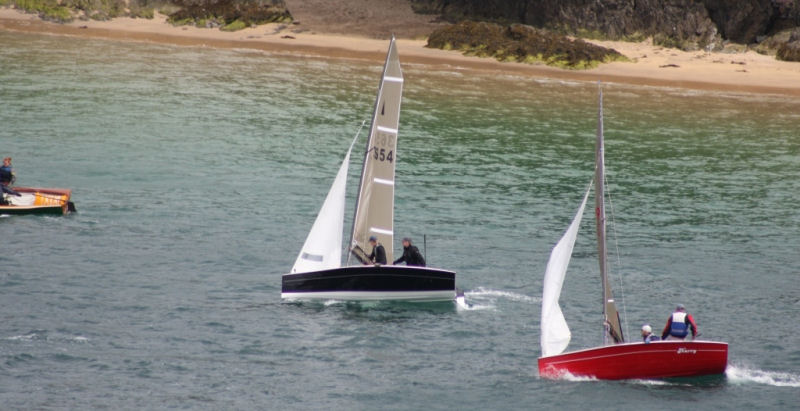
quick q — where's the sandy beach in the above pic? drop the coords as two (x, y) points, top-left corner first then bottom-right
(3, 5), (800, 96)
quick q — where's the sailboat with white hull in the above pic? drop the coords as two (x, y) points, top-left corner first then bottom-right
(537, 89), (728, 380)
(281, 37), (456, 302)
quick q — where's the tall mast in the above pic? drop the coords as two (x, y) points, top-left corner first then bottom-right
(595, 87), (624, 344)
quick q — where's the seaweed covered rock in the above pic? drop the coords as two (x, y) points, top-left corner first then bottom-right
(5, 0), (155, 22)
(414, 0), (729, 51)
(61, 0), (125, 21)
(704, 0), (800, 44)
(168, 0), (292, 31)
(427, 21), (626, 69)
(777, 28), (800, 61)
(6, 0), (74, 22)
(752, 28), (795, 55)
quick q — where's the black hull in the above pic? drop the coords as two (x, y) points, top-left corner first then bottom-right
(281, 265), (456, 301)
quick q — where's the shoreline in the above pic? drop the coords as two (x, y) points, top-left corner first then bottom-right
(3, 8), (800, 97)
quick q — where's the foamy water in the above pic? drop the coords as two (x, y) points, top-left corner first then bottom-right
(727, 365), (800, 388)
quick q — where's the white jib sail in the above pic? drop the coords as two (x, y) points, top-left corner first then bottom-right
(540, 182), (592, 357)
(290, 135), (359, 274)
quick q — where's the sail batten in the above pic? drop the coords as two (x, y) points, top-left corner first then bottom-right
(373, 178), (394, 186)
(383, 76), (404, 83)
(349, 36), (403, 264)
(377, 126), (398, 134)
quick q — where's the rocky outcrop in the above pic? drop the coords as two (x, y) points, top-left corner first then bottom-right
(168, 0), (292, 31)
(777, 28), (800, 60)
(427, 21), (627, 69)
(412, 0), (800, 50)
(412, 0), (723, 51)
(704, 0), (800, 44)
(4, 0), (154, 23)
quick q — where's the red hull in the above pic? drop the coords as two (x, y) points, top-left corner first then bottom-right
(538, 340), (728, 380)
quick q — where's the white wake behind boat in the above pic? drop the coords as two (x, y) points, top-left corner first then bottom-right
(281, 37), (456, 302)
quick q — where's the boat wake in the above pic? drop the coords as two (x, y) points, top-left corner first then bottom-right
(726, 364), (800, 387)
(550, 370), (598, 382)
(458, 287), (539, 311)
(4, 330), (89, 343)
(465, 287), (539, 304)
(546, 372), (701, 387)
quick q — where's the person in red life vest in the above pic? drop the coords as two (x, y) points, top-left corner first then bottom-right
(661, 304), (698, 340)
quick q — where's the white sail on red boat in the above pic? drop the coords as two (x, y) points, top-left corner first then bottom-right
(281, 37), (456, 302)
(538, 88), (728, 380)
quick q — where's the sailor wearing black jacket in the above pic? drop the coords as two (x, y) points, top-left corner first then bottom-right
(393, 237), (426, 267)
(366, 236), (387, 265)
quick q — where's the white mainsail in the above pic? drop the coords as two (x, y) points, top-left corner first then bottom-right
(290, 135), (359, 274)
(540, 183), (592, 357)
(349, 36), (403, 264)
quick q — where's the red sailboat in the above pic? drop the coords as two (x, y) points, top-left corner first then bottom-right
(537, 89), (728, 380)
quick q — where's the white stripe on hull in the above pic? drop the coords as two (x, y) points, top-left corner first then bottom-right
(281, 290), (456, 302)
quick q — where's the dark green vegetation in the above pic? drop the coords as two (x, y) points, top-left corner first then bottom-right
(167, 0), (291, 31)
(427, 21), (627, 69)
(3, 0), (156, 22)
(2, 0), (290, 30)
(413, 0), (800, 60)
(3, 0), (75, 22)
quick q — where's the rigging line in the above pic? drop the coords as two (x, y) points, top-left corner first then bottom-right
(344, 119), (368, 267)
(604, 172), (630, 340)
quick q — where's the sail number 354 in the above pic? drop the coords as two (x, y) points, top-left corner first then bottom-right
(372, 132), (395, 163)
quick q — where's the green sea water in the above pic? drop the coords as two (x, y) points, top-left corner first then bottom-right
(1, 31), (799, 409)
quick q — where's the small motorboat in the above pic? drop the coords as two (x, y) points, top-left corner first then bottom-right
(1, 187), (75, 215)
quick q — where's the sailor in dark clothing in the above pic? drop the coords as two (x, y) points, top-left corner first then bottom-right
(366, 235), (387, 265)
(0, 156), (19, 205)
(393, 237), (426, 267)
(0, 157), (14, 186)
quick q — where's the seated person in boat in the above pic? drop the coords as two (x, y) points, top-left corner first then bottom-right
(0, 156), (20, 204)
(641, 324), (660, 343)
(366, 236), (387, 265)
(661, 304), (698, 340)
(392, 237), (426, 267)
